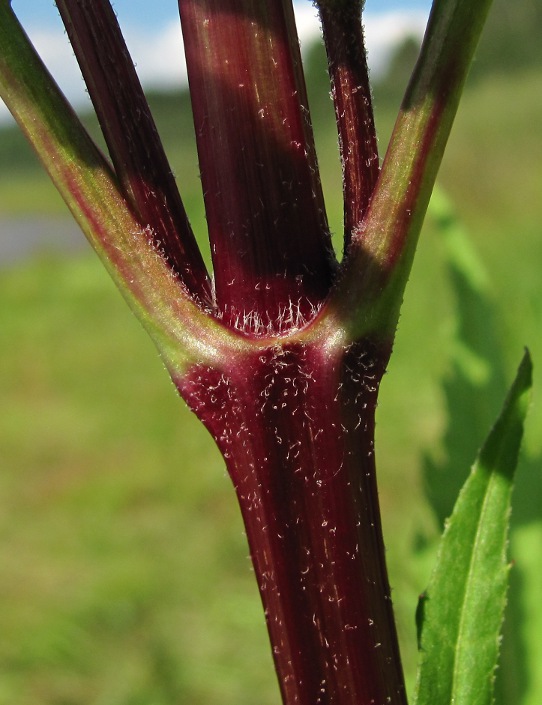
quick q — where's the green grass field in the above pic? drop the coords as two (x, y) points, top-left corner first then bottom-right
(1, 64), (541, 704)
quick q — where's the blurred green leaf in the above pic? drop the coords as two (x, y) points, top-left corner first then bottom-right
(424, 187), (508, 528)
(414, 350), (532, 705)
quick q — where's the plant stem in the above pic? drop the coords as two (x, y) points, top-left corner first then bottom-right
(178, 0), (336, 332)
(0, 1), (233, 372)
(177, 338), (407, 705)
(0, 1), (497, 702)
(324, 0), (496, 342)
(317, 0), (379, 247)
(56, 0), (211, 304)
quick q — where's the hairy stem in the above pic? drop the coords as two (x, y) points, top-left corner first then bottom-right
(325, 0), (495, 342)
(317, 0), (379, 248)
(178, 0), (336, 332)
(177, 339), (407, 705)
(56, 0), (211, 303)
(0, 1), (232, 373)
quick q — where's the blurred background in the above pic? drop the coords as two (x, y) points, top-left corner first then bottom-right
(1, 0), (541, 703)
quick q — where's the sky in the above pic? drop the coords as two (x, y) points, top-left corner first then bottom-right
(1, 0), (432, 124)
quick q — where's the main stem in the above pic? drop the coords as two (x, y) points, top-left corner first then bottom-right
(177, 339), (407, 705)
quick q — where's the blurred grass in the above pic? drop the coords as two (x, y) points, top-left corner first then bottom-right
(0, 55), (541, 705)
(0, 256), (278, 704)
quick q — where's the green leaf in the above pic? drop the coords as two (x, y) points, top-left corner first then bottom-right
(414, 350), (533, 705)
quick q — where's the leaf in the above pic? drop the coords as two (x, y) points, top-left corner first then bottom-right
(414, 349), (533, 705)
(423, 187), (509, 528)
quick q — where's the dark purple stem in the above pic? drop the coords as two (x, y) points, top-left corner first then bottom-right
(56, 0), (211, 304)
(52, 3), (405, 702)
(2, 0), (497, 701)
(178, 0), (336, 332)
(177, 340), (407, 705)
(317, 0), (379, 249)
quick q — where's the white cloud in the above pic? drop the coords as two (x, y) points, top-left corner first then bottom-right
(0, 25), (93, 124)
(294, 3), (322, 46)
(122, 21), (187, 88)
(293, 8), (427, 78)
(0, 9), (427, 125)
(0, 103), (9, 124)
(364, 11), (427, 78)
(123, 4), (324, 89)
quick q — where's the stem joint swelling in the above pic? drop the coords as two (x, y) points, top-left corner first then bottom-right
(178, 339), (406, 705)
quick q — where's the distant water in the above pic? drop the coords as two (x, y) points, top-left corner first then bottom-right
(0, 217), (89, 267)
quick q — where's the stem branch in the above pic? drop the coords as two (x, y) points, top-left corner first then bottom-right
(56, 0), (211, 303)
(177, 340), (407, 705)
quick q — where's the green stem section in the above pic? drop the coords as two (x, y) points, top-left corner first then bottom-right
(324, 0), (494, 342)
(0, 1), (233, 372)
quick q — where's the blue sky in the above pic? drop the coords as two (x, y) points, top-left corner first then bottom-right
(12, 1), (432, 32)
(2, 1), (432, 123)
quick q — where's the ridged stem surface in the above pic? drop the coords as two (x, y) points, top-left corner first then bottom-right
(179, 0), (336, 332)
(177, 340), (407, 705)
